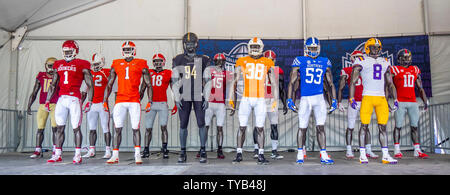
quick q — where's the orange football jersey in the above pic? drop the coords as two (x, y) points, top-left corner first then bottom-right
(235, 56), (274, 98)
(111, 58), (149, 104)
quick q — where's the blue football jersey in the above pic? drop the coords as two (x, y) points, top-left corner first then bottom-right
(292, 56), (332, 97)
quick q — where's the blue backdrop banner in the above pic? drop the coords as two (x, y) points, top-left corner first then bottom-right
(198, 35), (431, 99)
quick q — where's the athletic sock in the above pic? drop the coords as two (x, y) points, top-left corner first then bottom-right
(414, 143), (421, 152)
(320, 149), (328, 159)
(55, 147), (62, 156)
(394, 143), (401, 154)
(35, 147), (42, 153)
(237, 148), (243, 154)
(359, 147), (366, 158)
(258, 149), (264, 155)
(162, 143), (168, 150)
(75, 147), (81, 156)
(297, 148), (304, 160)
(381, 147), (389, 158)
(271, 140), (278, 151)
(134, 146), (140, 155)
(365, 144), (372, 153)
(254, 144), (259, 150)
(346, 145), (352, 153)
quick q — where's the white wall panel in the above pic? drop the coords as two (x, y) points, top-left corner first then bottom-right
(429, 35), (450, 104)
(306, 0), (425, 38)
(427, 0), (450, 34)
(27, 0), (185, 39)
(189, 0), (303, 39)
(0, 30), (11, 109)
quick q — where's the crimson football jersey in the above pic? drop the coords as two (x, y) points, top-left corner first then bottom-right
(54, 59), (91, 99)
(209, 69), (231, 104)
(149, 69), (172, 102)
(36, 72), (60, 104)
(91, 68), (110, 103)
(341, 67), (363, 101)
(265, 66), (284, 99)
(391, 65), (421, 102)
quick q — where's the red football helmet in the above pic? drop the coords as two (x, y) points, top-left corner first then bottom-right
(62, 40), (79, 61)
(152, 53), (166, 68)
(122, 41), (136, 58)
(264, 50), (276, 64)
(213, 53), (226, 67)
(350, 50), (364, 63)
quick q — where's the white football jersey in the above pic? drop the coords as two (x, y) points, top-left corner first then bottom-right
(353, 55), (391, 96)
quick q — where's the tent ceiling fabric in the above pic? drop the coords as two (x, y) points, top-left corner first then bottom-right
(0, 0), (115, 32)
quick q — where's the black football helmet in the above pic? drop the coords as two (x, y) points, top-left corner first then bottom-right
(182, 32), (198, 54)
(397, 48), (412, 66)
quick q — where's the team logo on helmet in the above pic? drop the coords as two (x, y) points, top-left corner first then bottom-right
(62, 40), (79, 61)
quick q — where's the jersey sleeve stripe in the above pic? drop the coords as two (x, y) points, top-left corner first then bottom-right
(292, 58), (301, 67)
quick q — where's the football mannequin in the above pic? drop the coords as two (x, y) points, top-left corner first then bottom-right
(45, 40), (94, 164)
(103, 41), (153, 164)
(251, 50), (288, 160)
(172, 32), (212, 163)
(229, 37), (278, 165)
(80, 53), (112, 159)
(337, 50), (379, 159)
(287, 37), (337, 165)
(349, 38), (398, 164)
(139, 53), (176, 159)
(391, 49), (429, 159)
(26, 57), (60, 159)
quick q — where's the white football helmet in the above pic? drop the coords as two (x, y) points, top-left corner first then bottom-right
(122, 41), (136, 58)
(91, 53), (105, 72)
(248, 37), (264, 57)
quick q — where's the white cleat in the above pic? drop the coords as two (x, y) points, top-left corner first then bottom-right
(82, 150), (95, 158)
(382, 156), (398, 164)
(30, 151), (43, 159)
(102, 151), (111, 159)
(106, 156), (119, 164)
(346, 152), (355, 159)
(135, 153), (143, 164)
(366, 152), (379, 159)
(359, 155), (369, 164)
(73, 154), (82, 165)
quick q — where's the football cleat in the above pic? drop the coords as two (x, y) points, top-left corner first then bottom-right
(106, 156), (119, 164)
(257, 154), (270, 165)
(382, 156), (398, 164)
(359, 155), (369, 164)
(178, 151), (187, 163)
(217, 149), (225, 159)
(232, 153), (243, 163)
(141, 148), (150, 158)
(162, 148), (169, 159)
(102, 151), (111, 159)
(135, 153), (143, 165)
(30, 151), (43, 159)
(366, 152), (379, 159)
(394, 152), (403, 159)
(296, 159), (304, 164)
(415, 151), (429, 159)
(73, 154), (82, 165)
(271, 150), (284, 160)
(82, 150), (95, 158)
(199, 150), (207, 163)
(253, 149), (259, 159)
(47, 155), (62, 163)
(320, 157), (334, 165)
(346, 152), (355, 159)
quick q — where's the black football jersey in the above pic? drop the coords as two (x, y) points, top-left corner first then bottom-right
(172, 54), (211, 101)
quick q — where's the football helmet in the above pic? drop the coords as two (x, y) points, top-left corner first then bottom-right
(350, 50), (364, 63)
(263, 50), (276, 64)
(45, 57), (57, 74)
(248, 37), (264, 57)
(122, 41), (136, 58)
(91, 53), (105, 72)
(397, 48), (412, 65)
(304, 37), (320, 58)
(182, 32), (198, 54)
(364, 38), (382, 57)
(152, 53), (166, 70)
(62, 40), (79, 61)
(213, 53), (226, 68)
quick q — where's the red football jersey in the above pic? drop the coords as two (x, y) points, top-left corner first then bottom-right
(209, 69), (231, 104)
(54, 59), (91, 99)
(112, 58), (149, 104)
(265, 66), (284, 99)
(91, 68), (110, 103)
(149, 69), (172, 102)
(36, 72), (59, 104)
(341, 67), (363, 101)
(391, 65), (420, 102)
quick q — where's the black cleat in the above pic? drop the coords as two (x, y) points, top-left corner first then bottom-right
(271, 150), (284, 160)
(199, 150), (207, 163)
(178, 151), (187, 163)
(253, 149), (259, 159)
(257, 154), (270, 165)
(141, 148), (150, 158)
(217, 149), (225, 159)
(232, 153), (243, 163)
(162, 148), (169, 159)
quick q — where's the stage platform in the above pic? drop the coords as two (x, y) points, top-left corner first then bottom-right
(1, 151), (449, 175)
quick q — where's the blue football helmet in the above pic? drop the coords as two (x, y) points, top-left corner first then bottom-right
(304, 37), (320, 58)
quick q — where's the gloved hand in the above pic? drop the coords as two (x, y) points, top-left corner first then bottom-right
(328, 99), (337, 114)
(229, 99), (236, 116)
(390, 99), (399, 112)
(45, 101), (51, 112)
(145, 102), (152, 112)
(171, 106), (178, 115)
(103, 102), (109, 112)
(287, 98), (298, 113)
(271, 100), (277, 112)
(202, 99), (209, 111)
(83, 101), (92, 113)
(349, 98), (359, 110)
